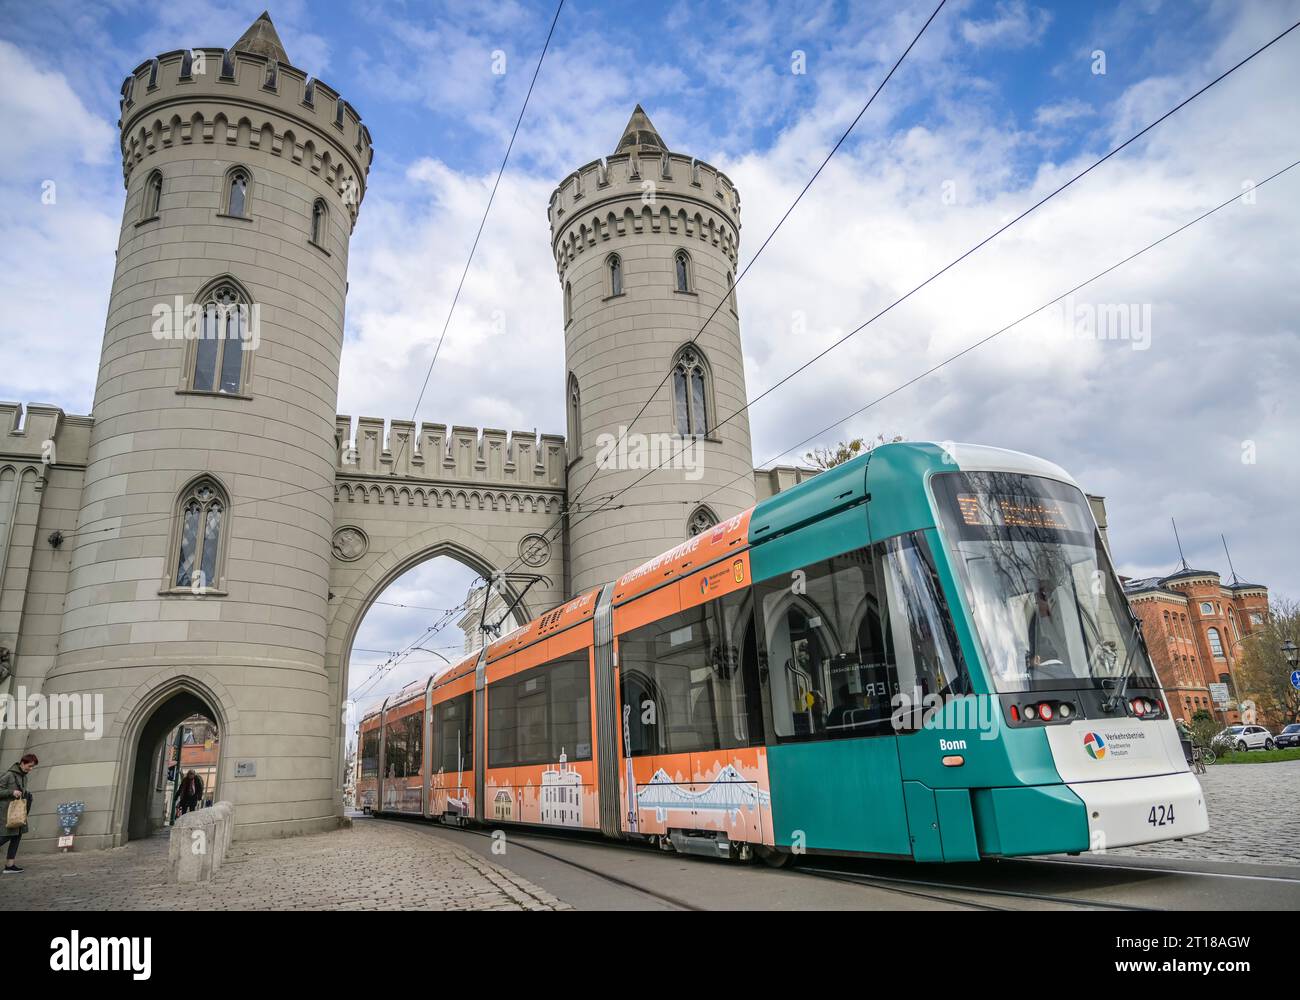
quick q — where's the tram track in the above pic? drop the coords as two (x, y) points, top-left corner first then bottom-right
(371, 815), (705, 911)
(368, 814), (1177, 911)
(446, 821), (1017, 912)
(796, 864), (1159, 911)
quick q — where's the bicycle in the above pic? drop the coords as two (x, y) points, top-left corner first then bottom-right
(1191, 743), (1215, 773)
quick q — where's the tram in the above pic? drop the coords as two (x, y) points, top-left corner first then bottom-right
(355, 442), (1208, 863)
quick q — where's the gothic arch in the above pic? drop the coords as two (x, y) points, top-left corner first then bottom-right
(325, 525), (553, 792)
(109, 668), (237, 846)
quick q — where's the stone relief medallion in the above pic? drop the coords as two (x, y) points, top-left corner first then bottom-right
(518, 533), (551, 568)
(332, 526), (369, 562)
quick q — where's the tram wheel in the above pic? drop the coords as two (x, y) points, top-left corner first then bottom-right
(758, 847), (794, 869)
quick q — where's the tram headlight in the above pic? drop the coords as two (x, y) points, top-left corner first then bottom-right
(1130, 698), (1146, 716)
(1037, 702), (1054, 722)
(1058, 703), (1072, 720)
(1023, 704), (1037, 720)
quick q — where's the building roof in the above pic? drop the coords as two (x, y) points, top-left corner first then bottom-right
(1123, 577), (1186, 599)
(1163, 566), (1220, 582)
(615, 104), (667, 155)
(232, 11), (290, 64)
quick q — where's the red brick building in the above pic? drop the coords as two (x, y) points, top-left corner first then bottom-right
(1125, 568), (1269, 724)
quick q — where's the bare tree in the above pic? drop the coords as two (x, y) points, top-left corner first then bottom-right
(1235, 597), (1300, 729)
(803, 433), (903, 470)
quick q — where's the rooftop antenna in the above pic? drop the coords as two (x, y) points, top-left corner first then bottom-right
(1171, 518), (1189, 572)
(1221, 534), (1241, 585)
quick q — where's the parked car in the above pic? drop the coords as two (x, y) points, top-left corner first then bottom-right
(1274, 723), (1300, 749)
(1213, 725), (1275, 751)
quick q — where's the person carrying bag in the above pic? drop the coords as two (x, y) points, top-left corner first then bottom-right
(0, 754), (38, 874)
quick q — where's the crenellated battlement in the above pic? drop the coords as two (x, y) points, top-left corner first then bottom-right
(547, 150), (741, 276)
(334, 415), (566, 490)
(0, 402), (92, 469)
(117, 43), (372, 220)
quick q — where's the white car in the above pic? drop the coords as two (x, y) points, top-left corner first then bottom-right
(1214, 724), (1275, 752)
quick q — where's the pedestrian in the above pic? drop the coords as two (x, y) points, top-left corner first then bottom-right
(177, 769), (204, 816)
(1175, 718), (1193, 765)
(0, 753), (38, 874)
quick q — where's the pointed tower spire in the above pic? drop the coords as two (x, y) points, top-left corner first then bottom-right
(232, 10), (290, 64)
(615, 104), (667, 155)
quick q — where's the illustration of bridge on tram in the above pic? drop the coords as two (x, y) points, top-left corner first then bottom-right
(636, 764), (772, 822)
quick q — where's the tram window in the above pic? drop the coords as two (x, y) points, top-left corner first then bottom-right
(360, 730), (379, 779)
(618, 589), (762, 756)
(433, 694), (473, 774)
(878, 532), (971, 705)
(620, 669), (659, 755)
(488, 654), (592, 767)
(385, 712), (422, 778)
(384, 719), (407, 778)
(756, 547), (898, 741)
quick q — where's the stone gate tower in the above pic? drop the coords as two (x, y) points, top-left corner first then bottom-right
(24, 13), (372, 847)
(549, 107), (756, 597)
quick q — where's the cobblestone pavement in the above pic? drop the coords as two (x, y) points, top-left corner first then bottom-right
(0, 818), (570, 910)
(1116, 759), (1300, 867)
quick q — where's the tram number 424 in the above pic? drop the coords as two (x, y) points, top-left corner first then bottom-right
(1147, 803), (1175, 827)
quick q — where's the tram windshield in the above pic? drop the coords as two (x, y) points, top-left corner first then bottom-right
(932, 470), (1156, 693)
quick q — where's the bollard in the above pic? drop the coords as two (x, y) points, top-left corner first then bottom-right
(215, 800), (234, 857)
(167, 801), (236, 883)
(168, 808), (217, 883)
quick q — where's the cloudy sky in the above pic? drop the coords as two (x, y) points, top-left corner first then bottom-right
(2, 0), (1298, 719)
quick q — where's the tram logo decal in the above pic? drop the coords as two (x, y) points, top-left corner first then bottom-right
(1083, 731), (1107, 759)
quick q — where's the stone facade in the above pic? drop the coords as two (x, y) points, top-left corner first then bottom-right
(550, 107), (757, 596)
(0, 16), (791, 852)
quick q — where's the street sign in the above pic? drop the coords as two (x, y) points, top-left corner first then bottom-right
(1209, 683), (1230, 705)
(1291, 670), (1300, 690)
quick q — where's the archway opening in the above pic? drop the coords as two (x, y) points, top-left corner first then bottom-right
(342, 554), (528, 810)
(125, 690), (222, 842)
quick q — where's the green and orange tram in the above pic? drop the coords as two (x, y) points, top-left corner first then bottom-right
(355, 441), (1207, 863)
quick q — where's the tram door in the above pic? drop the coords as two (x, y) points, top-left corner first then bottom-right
(756, 545), (914, 857)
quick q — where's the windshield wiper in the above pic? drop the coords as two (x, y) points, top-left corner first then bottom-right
(1102, 615), (1146, 713)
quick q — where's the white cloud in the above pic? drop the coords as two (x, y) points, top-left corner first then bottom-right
(1034, 97), (1096, 127)
(0, 40), (116, 164)
(960, 0), (1052, 49)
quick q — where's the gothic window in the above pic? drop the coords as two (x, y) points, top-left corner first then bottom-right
(143, 170), (163, 219)
(674, 249), (692, 293)
(607, 253), (623, 297)
(226, 167), (250, 217)
(1207, 627), (1225, 658)
(190, 280), (251, 395)
(310, 198), (327, 246)
(564, 281), (573, 326)
(671, 345), (711, 437)
(687, 505), (718, 538)
(726, 270), (737, 313)
(172, 478), (228, 591)
(567, 372), (582, 458)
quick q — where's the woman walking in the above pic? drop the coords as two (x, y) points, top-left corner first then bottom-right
(0, 753), (38, 874)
